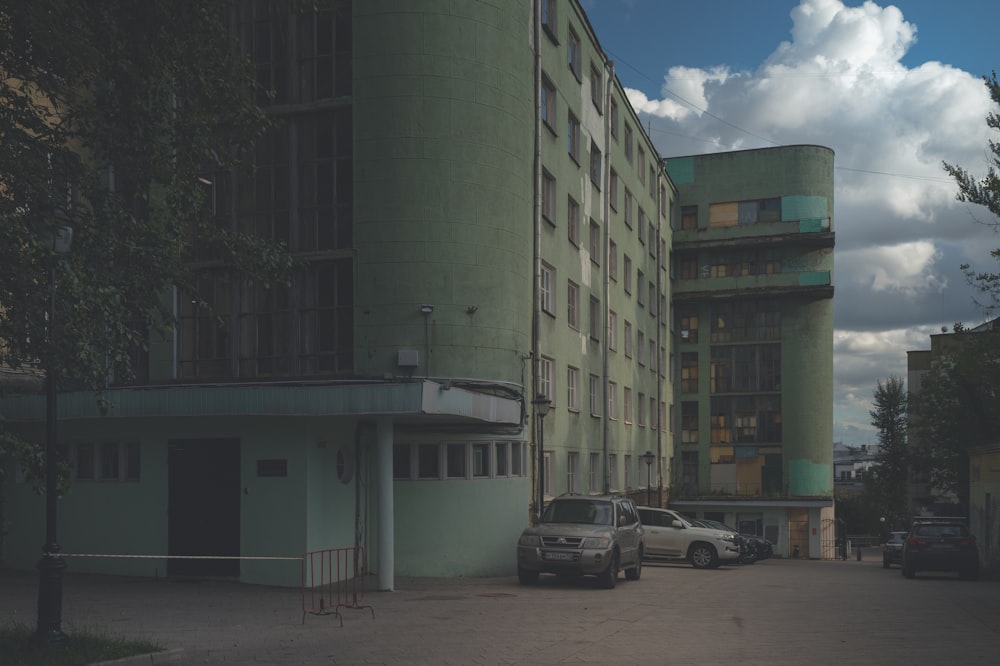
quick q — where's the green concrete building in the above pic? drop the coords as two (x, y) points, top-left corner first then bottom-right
(1, 1), (835, 585)
(666, 146), (836, 559)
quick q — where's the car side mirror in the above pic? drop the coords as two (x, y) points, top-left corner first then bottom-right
(671, 519), (684, 529)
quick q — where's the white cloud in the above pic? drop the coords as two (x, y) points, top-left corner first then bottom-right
(629, 0), (999, 445)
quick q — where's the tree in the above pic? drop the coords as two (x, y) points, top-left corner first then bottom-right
(868, 377), (909, 528)
(943, 71), (1000, 315)
(1, 1), (295, 553)
(908, 328), (1000, 516)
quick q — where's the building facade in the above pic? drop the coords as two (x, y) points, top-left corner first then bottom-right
(665, 146), (836, 558)
(1, 1), (837, 584)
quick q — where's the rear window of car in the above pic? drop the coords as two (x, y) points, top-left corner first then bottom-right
(913, 524), (968, 538)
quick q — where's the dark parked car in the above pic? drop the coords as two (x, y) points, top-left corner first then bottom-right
(882, 531), (907, 568)
(901, 519), (979, 580)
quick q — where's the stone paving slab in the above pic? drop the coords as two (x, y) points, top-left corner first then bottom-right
(2, 551), (999, 665)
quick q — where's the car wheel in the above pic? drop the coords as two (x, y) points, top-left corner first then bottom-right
(689, 543), (719, 569)
(598, 551), (620, 589)
(517, 566), (539, 585)
(624, 548), (643, 581)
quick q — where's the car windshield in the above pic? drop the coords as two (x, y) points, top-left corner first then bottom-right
(542, 499), (613, 525)
(887, 532), (906, 543)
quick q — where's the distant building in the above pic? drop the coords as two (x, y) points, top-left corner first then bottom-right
(665, 145), (836, 559)
(833, 442), (877, 495)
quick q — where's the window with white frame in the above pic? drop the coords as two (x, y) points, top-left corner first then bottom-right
(567, 281), (580, 329)
(650, 396), (657, 430)
(624, 123), (633, 162)
(541, 75), (556, 131)
(541, 0), (557, 40)
(589, 219), (600, 265)
(610, 98), (619, 139)
(540, 262), (555, 315)
(637, 392), (646, 426)
(649, 338), (657, 373)
(446, 443), (467, 478)
(590, 452), (601, 493)
(539, 355), (554, 403)
(589, 141), (602, 188)
(624, 255), (632, 293)
(608, 381), (618, 420)
(624, 387), (633, 424)
(568, 111), (580, 162)
(608, 453), (618, 491)
(567, 26), (581, 80)
(567, 451), (579, 493)
(393, 442), (528, 480)
(608, 310), (617, 351)
(637, 269), (644, 306)
(624, 189), (633, 228)
(590, 64), (602, 110)
(638, 146), (646, 183)
(624, 453), (632, 487)
(542, 170), (556, 223)
(637, 330), (645, 366)
(495, 441), (508, 476)
(609, 239), (617, 280)
(589, 374), (601, 416)
(589, 296), (601, 341)
(567, 195), (580, 246)
(567, 365), (580, 412)
(544, 450), (553, 497)
(609, 169), (618, 211)
(472, 442), (490, 478)
(624, 320), (633, 358)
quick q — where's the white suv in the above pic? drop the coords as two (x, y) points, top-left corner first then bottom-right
(637, 507), (741, 569)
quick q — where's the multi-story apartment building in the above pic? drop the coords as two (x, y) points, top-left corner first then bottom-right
(1, 1), (833, 584)
(665, 146), (836, 559)
(1, 0), (668, 588)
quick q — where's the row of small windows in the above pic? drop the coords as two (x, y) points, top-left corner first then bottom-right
(536, 356), (668, 430)
(679, 344), (782, 395)
(544, 450), (661, 497)
(679, 199), (786, 231)
(16, 442), (141, 483)
(392, 441), (527, 480)
(679, 397), (783, 445)
(540, 262), (666, 332)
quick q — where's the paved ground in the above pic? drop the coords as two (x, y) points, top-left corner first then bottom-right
(2, 549), (999, 665)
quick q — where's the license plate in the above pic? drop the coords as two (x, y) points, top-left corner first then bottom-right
(930, 543), (954, 550)
(543, 551), (574, 561)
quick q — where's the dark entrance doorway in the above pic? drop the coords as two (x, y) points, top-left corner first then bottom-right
(167, 438), (241, 576)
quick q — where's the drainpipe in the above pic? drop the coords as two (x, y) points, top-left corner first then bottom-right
(655, 165), (664, 507)
(530, 0), (543, 514)
(602, 61), (614, 495)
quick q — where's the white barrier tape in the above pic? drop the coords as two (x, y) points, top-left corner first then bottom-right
(53, 553), (303, 561)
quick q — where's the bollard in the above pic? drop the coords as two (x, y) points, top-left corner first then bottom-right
(856, 546), (862, 561)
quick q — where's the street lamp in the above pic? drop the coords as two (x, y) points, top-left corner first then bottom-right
(532, 395), (551, 517)
(642, 450), (655, 506)
(36, 223), (72, 646)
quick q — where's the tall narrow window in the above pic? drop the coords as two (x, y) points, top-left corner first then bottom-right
(541, 75), (556, 130)
(567, 281), (580, 329)
(590, 64), (602, 110)
(567, 366), (580, 411)
(590, 374), (601, 416)
(589, 141), (602, 188)
(542, 170), (556, 222)
(540, 263), (555, 315)
(568, 112), (580, 162)
(567, 195), (580, 246)
(567, 26), (581, 79)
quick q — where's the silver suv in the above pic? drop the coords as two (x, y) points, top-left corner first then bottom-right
(516, 494), (644, 588)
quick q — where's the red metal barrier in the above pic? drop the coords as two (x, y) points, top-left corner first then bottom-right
(301, 546), (374, 625)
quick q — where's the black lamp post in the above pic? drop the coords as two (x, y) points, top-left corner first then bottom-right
(532, 395), (551, 517)
(643, 450), (655, 506)
(36, 224), (72, 646)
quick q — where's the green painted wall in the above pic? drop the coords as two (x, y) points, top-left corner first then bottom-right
(352, 1), (535, 383)
(392, 476), (529, 576)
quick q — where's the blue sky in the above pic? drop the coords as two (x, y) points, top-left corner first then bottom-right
(579, 0), (1000, 446)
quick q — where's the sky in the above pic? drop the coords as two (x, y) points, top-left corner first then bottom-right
(579, 0), (1000, 447)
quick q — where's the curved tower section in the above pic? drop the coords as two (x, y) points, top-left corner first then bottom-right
(352, 3), (535, 384)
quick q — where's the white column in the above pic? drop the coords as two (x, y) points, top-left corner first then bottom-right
(376, 416), (395, 591)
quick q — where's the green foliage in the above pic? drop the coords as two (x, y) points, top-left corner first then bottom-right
(0, 0), (294, 390)
(943, 71), (1000, 314)
(868, 377), (908, 528)
(0, 621), (161, 666)
(909, 331), (1000, 513)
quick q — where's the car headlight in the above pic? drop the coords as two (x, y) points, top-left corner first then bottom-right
(518, 534), (540, 547)
(581, 536), (611, 549)
(718, 533), (736, 543)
